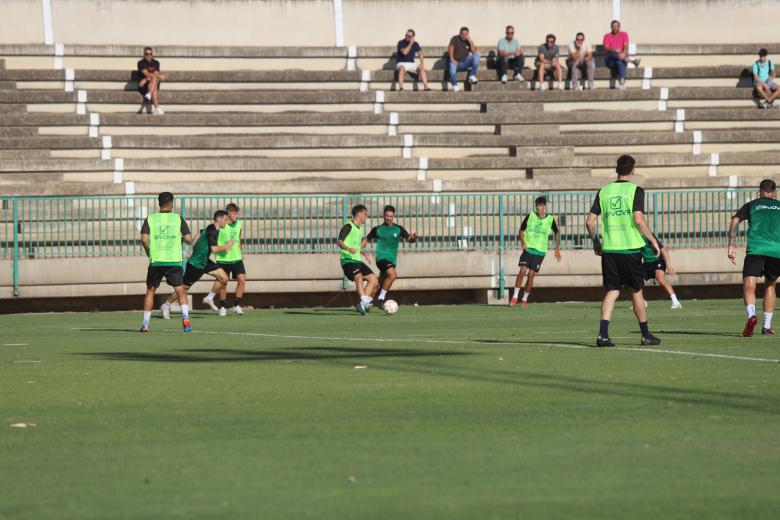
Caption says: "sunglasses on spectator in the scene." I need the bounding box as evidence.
[546,39,555,43]
[144,52,153,55]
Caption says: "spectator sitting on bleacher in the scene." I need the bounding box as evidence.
[496,25,525,84]
[448,27,480,92]
[753,48,779,109]
[603,20,630,90]
[536,34,563,91]
[396,29,431,91]
[568,32,595,91]
[137,47,168,115]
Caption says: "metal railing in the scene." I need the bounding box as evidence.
[0,190,754,296]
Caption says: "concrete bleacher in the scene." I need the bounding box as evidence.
[0,43,778,196]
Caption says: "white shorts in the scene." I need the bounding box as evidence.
[396,61,420,73]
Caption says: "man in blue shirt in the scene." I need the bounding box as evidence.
[396,29,431,91]
[753,48,778,109]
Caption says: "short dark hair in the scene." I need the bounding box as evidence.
[407,29,415,36]
[144,46,153,53]
[535,196,547,206]
[213,210,228,220]
[506,25,514,31]
[546,33,556,42]
[576,32,585,39]
[352,204,367,217]
[226,203,239,212]
[158,192,173,206]
[759,179,776,193]
[611,19,620,26]
[759,48,769,57]
[460,26,469,33]
[616,155,636,176]
[383,205,396,214]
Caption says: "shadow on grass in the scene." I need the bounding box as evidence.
[654,330,743,338]
[367,360,780,415]
[77,345,473,363]
[283,309,360,316]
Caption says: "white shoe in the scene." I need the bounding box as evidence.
[144,93,152,101]
[468,75,478,85]
[218,307,227,317]
[671,301,682,310]
[232,305,244,315]
[617,82,626,90]
[153,106,165,115]
[539,83,547,91]
[557,82,565,90]
[576,84,584,91]
[202,297,219,312]
[500,74,508,84]
[515,74,525,82]
[160,303,171,320]
[589,83,595,90]
[451,85,461,92]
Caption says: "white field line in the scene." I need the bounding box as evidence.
[70,327,779,365]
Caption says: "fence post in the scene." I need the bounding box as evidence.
[652,192,659,236]
[498,195,505,298]
[180,196,188,269]
[341,195,349,290]
[12,199,20,297]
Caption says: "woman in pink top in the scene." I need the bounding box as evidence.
[603,20,629,89]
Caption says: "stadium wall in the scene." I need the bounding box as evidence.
[0,0,775,46]
[0,247,745,308]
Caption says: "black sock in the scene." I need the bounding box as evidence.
[234,297,241,307]
[640,321,650,336]
[599,320,610,338]
[216,298,224,309]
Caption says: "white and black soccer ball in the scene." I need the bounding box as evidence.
[383,300,399,315]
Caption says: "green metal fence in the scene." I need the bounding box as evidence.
[0,190,754,296]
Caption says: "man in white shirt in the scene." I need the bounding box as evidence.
[568,32,595,90]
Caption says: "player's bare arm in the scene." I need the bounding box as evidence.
[210,239,234,253]
[727,215,742,264]
[554,230,562,262]
[585,212,602,255]
[633,211,659,255]
[141,233,150,256]
[660,247,675,275]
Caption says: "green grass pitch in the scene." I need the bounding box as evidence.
[1,299,779,519]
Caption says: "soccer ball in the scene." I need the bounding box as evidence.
[383,300,399,315]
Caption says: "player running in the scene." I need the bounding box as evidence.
[728,179,780,336]
[640,234,682,309]
[139,192,192,333]
[586,155,661,347]
[509,196,561,307]
[161,210,233,319]
[204,203,246,315]
[362,205,417,309]
[337,204,379,315]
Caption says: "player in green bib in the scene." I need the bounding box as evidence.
[204,203,247,315]
[363,205,417,309]
[509,196,561,307]
[337,204,379,315]
[139,192,192,333]
[586,155,661,347]
[639,234,682,309]
[728,179,780,336]
[161,210,234,319]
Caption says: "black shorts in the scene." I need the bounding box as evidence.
[519,250,545,273]
[183,261,221,286]
[601,252,644,291]
[218,260,246,279]
[743,254,780,281]
[342,262,374,281]
[146,265,183,289]
[376,259,397,273]
[643,257,667,281]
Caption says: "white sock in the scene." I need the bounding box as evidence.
[765,312,773,329]
[670,294,679,304]
[746,304,756,318]
[143,311,152,323]
[162,301,170,308]
[378,289,387,300]
[361,295,373,305]
[512,287,520,298]
[144,93,152,101]
[180,304,189,320]
[522,291,530,302]
[205,292,215,301]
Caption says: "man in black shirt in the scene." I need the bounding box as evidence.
[137,47,168,115]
